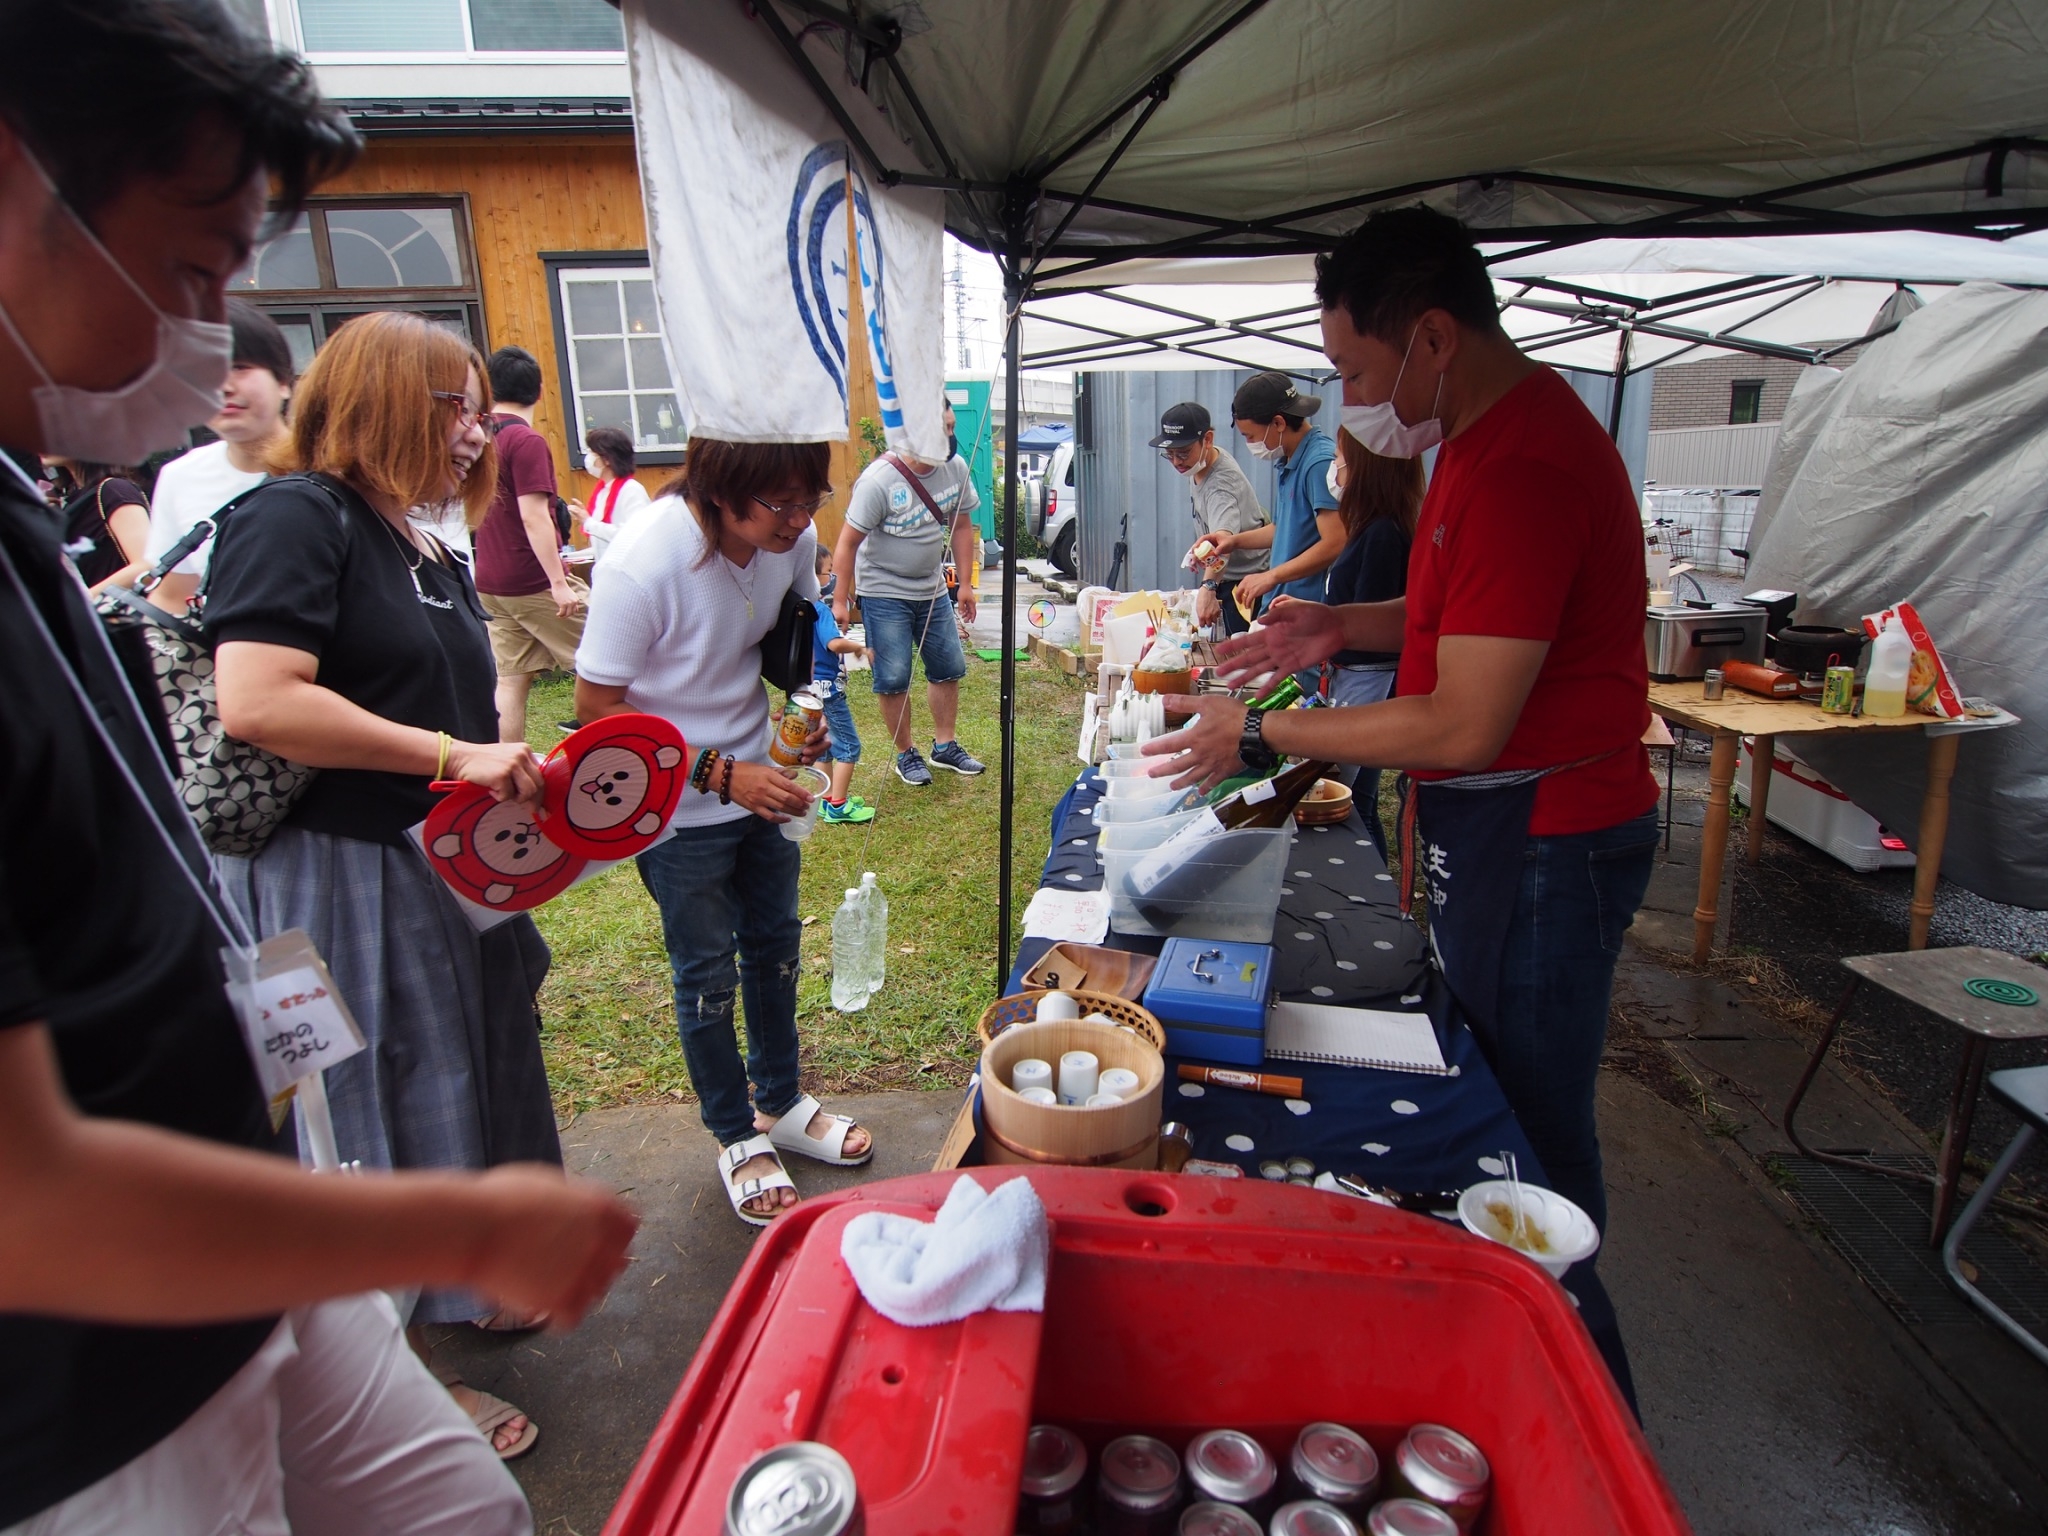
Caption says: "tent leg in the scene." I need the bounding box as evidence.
[1606,323,1632,442]
[996,267,1024,994]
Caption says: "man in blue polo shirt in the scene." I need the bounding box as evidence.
[1222,372,1345,617]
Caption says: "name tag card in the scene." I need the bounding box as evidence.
[221,928,367,1100]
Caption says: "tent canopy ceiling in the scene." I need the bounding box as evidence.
[696,0,2048,278]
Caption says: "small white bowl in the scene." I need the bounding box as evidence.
[1457,1181,1600,1278]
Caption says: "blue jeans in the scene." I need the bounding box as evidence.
[819,686,861,764]
[861,592,967,695]
[1329,664,1397,861]
[1475,809,1659,1236]
[635,816,804,1147]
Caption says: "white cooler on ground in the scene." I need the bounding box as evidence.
[1735,738,1916,873]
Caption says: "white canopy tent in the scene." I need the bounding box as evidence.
[626,0,2048,982]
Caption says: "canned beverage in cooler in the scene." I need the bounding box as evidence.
[1017,1424,1088,1535]
[1270,1499,1363,1536]
[1183,1429,1277,1520]
[1389,1425,1489,1531]
[1177,1500,1263,1536]
[1098,1434,1184,1536]
[1365,1498,1458,1536]
[1289,1422,1380,1509]
[724,1442,863,1536]
[769,691,823,767]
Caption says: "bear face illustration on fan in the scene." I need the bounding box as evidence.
[424,787,587,911]
[539,713,689,860]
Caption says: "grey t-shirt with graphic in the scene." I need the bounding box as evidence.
[1189,446,1269,580]
[846,453,980,601]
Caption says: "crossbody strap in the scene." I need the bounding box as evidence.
[883,453,953,529]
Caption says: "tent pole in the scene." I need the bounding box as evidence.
[996,257,1025,994]
[1606,323,1633,441]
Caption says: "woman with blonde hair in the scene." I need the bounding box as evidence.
[206,311,556,1457]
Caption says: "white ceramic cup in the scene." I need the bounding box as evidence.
[1035,991,1081,1023]
[1011,1058,1053,1095]
[1098,1067,1141,1100]
[1057,1050,1100,1105]
[776,765,831,843]
[1086,1092,1124,1108]
[1017,1086,1058,1106]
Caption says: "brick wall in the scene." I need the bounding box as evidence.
[1648,343,1867,430]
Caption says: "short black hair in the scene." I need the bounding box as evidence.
[1314,205,1503,343]
[227,298,293,383]
[0,0,359,222]
[584,424,635,476]
[486,345,543,408]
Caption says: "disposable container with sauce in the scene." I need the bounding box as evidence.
[1099,1434,1184,1535]
[1016,1424,1088,1536]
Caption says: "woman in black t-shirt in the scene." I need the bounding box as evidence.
[44,457,150,589]
[205,312,555,1457]
[1320,432,1423,859]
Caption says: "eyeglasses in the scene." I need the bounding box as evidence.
[752,493,833,518]
[431,391,494,433]
[1158,442,1204,463]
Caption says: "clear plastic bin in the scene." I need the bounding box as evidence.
[1094,756,1171,781]
[1097,807,1207,852]
[1103,825,1292,942]
[1093,785,1207,824]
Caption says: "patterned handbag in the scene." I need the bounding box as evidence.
[94,476,341,856]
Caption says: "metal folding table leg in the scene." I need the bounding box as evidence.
[1941,1123,2048,1369]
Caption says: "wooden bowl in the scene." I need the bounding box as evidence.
[1294,777,1354,826]
[977,989,1166,1052]
[1021,943,1158,1001]
[980,1017,1165,1169]
[1131,667,1194,695]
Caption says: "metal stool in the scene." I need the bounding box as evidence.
[1942,1064,2048,1368]
[1784,946,2048,1243]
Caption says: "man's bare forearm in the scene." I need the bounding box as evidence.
[519,494,568,586]
[1336,597,1406,654]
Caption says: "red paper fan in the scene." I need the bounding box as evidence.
[539,712,688,860]
[425,783,586,911]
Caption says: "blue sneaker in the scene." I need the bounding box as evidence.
[819,797,875,824]
[895,748,933,787]
[930,740,986,776]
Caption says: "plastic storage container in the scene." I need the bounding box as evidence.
[1094,785,1207,825]
[1142,937,1275,1067]
[601,1170,1688,1536]
[1103,826,1292,942]
[1098,807,1209,853]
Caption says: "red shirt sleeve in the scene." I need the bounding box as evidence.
[1434,456,1588,644]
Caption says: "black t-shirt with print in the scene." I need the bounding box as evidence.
[0,467,278,1525]
[204,473,499,846]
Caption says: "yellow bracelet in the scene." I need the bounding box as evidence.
[436,731,453,780]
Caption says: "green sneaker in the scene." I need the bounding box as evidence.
[819,797,876,824]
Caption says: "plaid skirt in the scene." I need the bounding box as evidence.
[217,825,560,1324]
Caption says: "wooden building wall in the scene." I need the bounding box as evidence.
[323,133,877,546]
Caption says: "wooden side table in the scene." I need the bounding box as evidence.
[1645,683,2015,961]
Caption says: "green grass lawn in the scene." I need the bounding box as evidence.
[522,659,1087,1118]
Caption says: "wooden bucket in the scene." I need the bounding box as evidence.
[979,1018,1164,1171]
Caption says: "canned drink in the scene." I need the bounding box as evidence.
[1271,1500,1363,1536]
[1178,1501,1262,1536]
[1701,667,1725,701]
[1365,1498,1458,1536]
[1018,1424,1088,1536]
[1821,664,1856,714]
[1184,1429,1276,1516]
[1290,1423,1380,1508]
[1389,1425,1489,1531]
[725,1442,862,1536]
[1099,1434,1183,1536]
[770,690,823,767]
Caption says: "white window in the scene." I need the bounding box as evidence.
[553,266,686,460]
[293,0,623,53]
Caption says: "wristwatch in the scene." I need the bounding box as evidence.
[1237,707,1280,774]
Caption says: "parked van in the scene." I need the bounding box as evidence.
[1037,439,1080,574]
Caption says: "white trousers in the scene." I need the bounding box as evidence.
[5,1293,530,1536]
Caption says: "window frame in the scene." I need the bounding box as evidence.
[541,250,687,470]
[285,0,625,59]
[1728,379,1765,426]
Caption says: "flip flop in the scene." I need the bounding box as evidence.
[473,1306,550,1334]
[763,1093,873,1168]
[435,1371,539,1461]
[720,1134,798,1227]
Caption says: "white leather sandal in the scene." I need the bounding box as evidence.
[763,1093,873,1167]
[719,1134,797,1227]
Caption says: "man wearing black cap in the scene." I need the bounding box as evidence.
[1151,401,1267,635]
[1218,371,1344,617]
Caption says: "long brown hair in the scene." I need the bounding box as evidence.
[678,438,831,564]
[272,311,498,527]
[1335,430,1424,542]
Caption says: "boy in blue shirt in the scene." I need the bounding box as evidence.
[813,548,876,823]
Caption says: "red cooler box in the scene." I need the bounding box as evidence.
[603,1169,1689,1535]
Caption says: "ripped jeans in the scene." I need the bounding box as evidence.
[635,814,804,1147]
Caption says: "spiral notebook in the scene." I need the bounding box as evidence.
[1265,1000,1450,1075]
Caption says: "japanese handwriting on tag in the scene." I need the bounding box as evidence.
[221,928,367,1100]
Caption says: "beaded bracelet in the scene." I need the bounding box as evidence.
[690,747,721,792]
[717,755,736,806]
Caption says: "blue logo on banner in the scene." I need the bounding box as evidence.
[787,141,903,436]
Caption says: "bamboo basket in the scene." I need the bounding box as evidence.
[979,1018,1165,1170]
[977,989,1166,1051]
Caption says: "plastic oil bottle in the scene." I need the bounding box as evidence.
[830,889,869,1012]
[1863,612,1913,719]
[859,871,887,994]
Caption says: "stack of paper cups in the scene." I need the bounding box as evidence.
[1012,1058,1053,1095]
[1098,1067,1141,1100]
[1018,1086,1058,1106]
[1057,1050,1100,1106]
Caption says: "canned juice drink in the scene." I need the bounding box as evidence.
[1290,1423,1380,1508]
[1017,1424,1088,1536]
[1366,1498,1458,1536]
[1271,1500,1363,1536]
[770,691,823,767]
[1389,1425,1489,1531]
[1098,1434,1183,1536]
[725,1441,862,1536]
[1821,664,1856,714]
[1183,1429,1276,1519]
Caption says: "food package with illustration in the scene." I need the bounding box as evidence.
[1859,600,1965,719]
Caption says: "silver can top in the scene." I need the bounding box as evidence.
[1394,1425,1490,1509]
[1291,1423,1380,1505]
[1178,1500,1265,1536]
[1271,1499,1362,1536]
[725,1442,861,1536]
[1185,1428,1277,1506]
[1100,1434,1183,1513]
[1366,1498,1460,1536]
[1019,1424,1086,1500]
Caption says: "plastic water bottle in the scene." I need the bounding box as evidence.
[860,871,887,994]
[831,888,869,1012]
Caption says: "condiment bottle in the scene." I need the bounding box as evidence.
[1388,1425,1489,1531]
[1017,1424,1088,1536]
[1864,611,1912,718]
[1099,1434,1183,1535]
[1288,1423,1380,1509]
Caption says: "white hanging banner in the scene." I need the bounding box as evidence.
[623,0,946,459]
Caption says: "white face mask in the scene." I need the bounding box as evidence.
[1326,461,1343,501]
[0,148,232,464]
[1338,327,1443,458]
[1244,423,1284,462]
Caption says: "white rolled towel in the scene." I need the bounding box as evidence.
[839,1174,1049,1329]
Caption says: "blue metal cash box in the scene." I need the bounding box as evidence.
[1141,938,1274,1066]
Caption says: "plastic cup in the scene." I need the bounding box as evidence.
[777,765,830,842]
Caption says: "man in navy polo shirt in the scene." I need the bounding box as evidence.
[1223,372,1345,619]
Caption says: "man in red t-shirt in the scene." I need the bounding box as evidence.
[1151,209,1657,1393]
[474,345,583,740]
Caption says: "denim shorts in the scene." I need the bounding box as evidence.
[818,687,861,764]
[859,592,967,695]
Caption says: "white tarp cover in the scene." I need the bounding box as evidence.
[1746,282,2048,909]
[622,0,946,455]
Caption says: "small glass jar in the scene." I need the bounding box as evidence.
[1017,1424,1087,1536]
[1099,1434,1184,1536]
